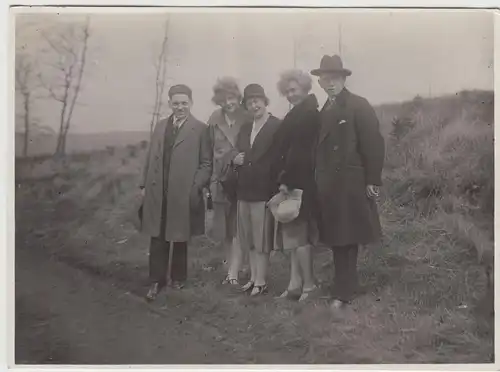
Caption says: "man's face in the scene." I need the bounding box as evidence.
[222,94,240,114]
[318,72,346,98]
[245,97,267,119]
[169,94,192,119]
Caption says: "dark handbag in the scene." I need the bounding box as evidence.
[219,163,238,203]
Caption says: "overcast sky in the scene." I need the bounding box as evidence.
[14,9,493,134]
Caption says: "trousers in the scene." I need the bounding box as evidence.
[149,196,188,285]
[332,244,359,302]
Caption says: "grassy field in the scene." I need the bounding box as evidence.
[15,90,494,363]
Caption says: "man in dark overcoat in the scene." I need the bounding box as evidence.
[139,84,212,302]
[311,55,385,310]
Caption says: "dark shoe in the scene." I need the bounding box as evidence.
[146,282,162,302]
[171,281,185,290]
[329,299,350,311]
[275,287,302,300]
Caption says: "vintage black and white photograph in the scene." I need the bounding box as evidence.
[12,6,494,365]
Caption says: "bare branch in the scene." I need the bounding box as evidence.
[150,17,170,134]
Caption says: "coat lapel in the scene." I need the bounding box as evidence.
[248,115,277,162]
[317,90,349,146]
[173,114,196,149]
[215,110,244,148]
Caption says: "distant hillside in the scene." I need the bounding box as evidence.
[15,131,150,157]
[15,89,493,157]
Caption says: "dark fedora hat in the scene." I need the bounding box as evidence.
[242,83,269,105]
[311,55,352,77]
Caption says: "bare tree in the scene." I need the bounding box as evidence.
[15,53,37,157]
[149,18,170,136]
[39,17,91,156]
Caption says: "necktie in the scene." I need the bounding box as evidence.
[325,98,336,111]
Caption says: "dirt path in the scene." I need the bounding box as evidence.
[15,247,246,364]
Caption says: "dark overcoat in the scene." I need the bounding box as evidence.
[139,114,212,242]
[315,89,385,247]
[273,94,321,219]
[235,114,282,202]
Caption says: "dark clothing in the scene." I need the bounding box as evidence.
[332,244,359,302]
[149,198,188,285]
[162,122,180,196]
[315,89,385,246]
[149,240,188,284]
[235,115,281,202]
[273,94,321,219]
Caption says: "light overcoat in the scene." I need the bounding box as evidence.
[139,114,212,242]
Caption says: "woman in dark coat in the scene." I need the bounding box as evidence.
[272,69,321,301]
[233,83,281,296]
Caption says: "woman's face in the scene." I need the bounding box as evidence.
[246,97,267,119]
[222,94,240,114]
[284,80,308,106]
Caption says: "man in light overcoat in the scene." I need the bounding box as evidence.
[139,84,212,302]
[311,55,385,310]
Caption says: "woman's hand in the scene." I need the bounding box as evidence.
[366,185,379,198]
[279,184,290,195]
[233,152,245,166]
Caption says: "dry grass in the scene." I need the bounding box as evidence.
[15,90,494,363]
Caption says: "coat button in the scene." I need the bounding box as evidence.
[336,167,340,172]
[333,145,339,151]
[152,180,156,185]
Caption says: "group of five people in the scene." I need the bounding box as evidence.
[139,54,385,310]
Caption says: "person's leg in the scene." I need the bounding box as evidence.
[289,249,303,288]
[227,236,243,281]
[332,244,359,305]
[254,251,269,287]
[237,200,254,290]
[277,249,302,298]
[297,244,315,290]
[149,237,168,287]
[170,241,188,287]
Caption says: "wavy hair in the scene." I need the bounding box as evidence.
[277,69,313,96]
[211,77,242,106]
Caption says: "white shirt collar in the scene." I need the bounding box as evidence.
[224,113,236,127]
[173,115,187,128]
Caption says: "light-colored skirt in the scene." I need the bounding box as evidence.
[237,200,274,253]
[274,216,319,251]
[211,201,237,242]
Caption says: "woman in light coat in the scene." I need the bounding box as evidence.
[207,77,249,285]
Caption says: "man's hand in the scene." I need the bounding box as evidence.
[366,185,379,198]
[233,152,245,166]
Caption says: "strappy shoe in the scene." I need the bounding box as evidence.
[250,284,268,296]
[241,281,255,292]
[298,285,320,302]
[275,287,302,300]
[221,275,239,286]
